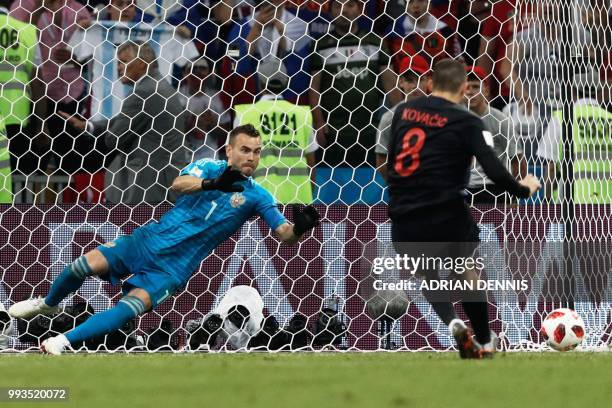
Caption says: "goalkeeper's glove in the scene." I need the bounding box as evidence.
[201,167,247,192]
[292,205,320,236]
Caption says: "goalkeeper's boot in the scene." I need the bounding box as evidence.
[40,334,70,355]
[450,318,482,359]
[478,330,498,359]
[9,297,60,319]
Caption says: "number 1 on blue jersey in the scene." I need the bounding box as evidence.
[205,200,218,221]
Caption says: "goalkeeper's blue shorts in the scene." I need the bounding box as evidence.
[96,231,184,309]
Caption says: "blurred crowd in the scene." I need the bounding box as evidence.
[0,0,610,205]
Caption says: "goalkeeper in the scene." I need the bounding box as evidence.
[9,124,320,355]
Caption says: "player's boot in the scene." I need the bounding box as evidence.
[40,334,70,355]
[449,318,482,359]
[8,297,60,319]
[479,330,498,359]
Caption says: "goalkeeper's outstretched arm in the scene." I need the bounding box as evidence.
[171,175,205,194]
[172,167,247,194]
[275,223,301,245]
[274,205,321,245]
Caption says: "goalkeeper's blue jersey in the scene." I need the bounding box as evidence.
[135,159,287,283]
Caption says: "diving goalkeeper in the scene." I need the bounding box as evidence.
[9,124,320,355]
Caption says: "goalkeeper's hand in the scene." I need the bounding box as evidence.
[292,205,320,236]
[201,167,247,192]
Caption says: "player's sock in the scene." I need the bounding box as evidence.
[462,301,491,345]
[45,256,93,307]
[422,289,458,325]
[65,296,146,345]
[428,301,458,326]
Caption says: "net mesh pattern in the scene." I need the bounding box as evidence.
[0,0,610,352]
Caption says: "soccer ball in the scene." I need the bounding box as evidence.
[540,308,586,351]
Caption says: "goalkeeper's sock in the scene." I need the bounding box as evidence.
[65,296,146,345]
[462,301,491,345]
[45,257,92,307]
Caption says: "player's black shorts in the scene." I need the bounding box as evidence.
[391,199,480,243]
[391,199,480,269]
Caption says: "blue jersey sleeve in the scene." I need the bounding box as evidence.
[254,185,287,231]
[180,159,226,179]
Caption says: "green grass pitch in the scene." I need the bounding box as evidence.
[0,352,610,408]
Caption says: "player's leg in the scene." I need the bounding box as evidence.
[42,265,183,354]
[435,205,495,358]
[444,267,486,359]
[64,289,150,346]
[392,205,489,358]
[46,250,109,307]
[41,288,152,355]
[9,249,109,319]
[420,273,459,325]
[415,259,486,358]
[392,225,459,326]
[456,220,493,347]
[457,266,493,356]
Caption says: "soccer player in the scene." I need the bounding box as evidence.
[9,124,320,355]
[387,59,541,358]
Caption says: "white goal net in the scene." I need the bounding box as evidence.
[0,0,610,352]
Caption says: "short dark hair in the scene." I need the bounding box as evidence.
[432,59,467,93]
[228,124,261,144]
